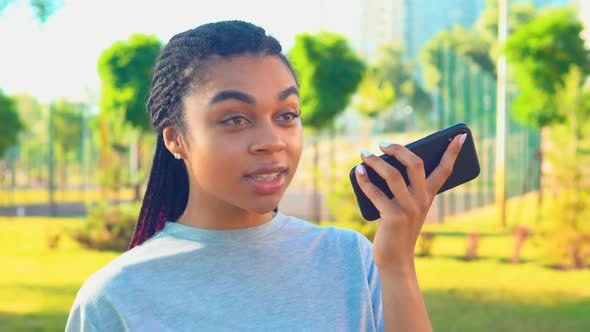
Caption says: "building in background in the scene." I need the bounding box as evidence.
[360,0,405,61]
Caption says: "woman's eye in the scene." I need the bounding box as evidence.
[278,111,301,122]
[222,116,249,126]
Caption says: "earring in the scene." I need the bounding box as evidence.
[173,152,181,160]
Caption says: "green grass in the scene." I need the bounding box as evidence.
[0,188,135,205]
[0,217,118,331]
[1,203,590,331]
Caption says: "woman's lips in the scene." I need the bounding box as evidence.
[244,171,286,194]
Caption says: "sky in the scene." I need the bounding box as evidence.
[0,0,362,102]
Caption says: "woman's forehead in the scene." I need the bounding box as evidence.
[197,55,296,93]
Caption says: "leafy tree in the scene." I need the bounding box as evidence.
[504,7,590,232]
[373,42,433,121]
[505,7,589,128]
[354,69,396,119]
[538,67,590,269]
[0,90,23,161]
[51,99,84,192]
[421,26,495,89]
[98,34,162,201]
[476,0,537,41]
[13,94,46,183]
[289,31,364,221]
[421,1,537,89]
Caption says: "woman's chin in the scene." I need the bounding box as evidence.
[246,200,281,215]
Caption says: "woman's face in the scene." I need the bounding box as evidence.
[180,55,302,214]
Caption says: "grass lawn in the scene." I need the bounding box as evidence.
[2,198,589,331]
[0,188,135,206]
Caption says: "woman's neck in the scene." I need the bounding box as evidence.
[176,186,275,230]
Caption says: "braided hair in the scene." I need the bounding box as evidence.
[128,20,297,249]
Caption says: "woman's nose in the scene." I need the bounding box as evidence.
[249,122,286,154]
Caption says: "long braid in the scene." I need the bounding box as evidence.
[128,20,296,249]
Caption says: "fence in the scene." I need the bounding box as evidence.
[432,48,540,221]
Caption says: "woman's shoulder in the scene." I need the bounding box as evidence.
[72,233,173,303]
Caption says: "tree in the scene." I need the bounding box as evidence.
[476,0,537,41]
[505,7,589,128]
[421,1,537,89]
[13,94,46,184]
[539,67,590,269]
[373,42,433,122]
[505,7,590,222]
[98,34,162,201]
[289,31,364,221]
[0,90,23,161]
[421,26,496,89]
[354,69,396,119]
[51,99,84,195]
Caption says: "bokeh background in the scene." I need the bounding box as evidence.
[1,0,589,331]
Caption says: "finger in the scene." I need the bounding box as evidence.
[360,149,414,211]
[426,133,466,195]
[354,163,400,215]
[378,142,427,200]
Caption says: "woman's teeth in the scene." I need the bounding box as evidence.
[251,173,280,181]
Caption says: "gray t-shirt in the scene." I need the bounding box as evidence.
[65,212,384,331]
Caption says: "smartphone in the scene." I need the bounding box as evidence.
[349,123,480,221]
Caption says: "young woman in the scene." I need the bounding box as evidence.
[66,20,464,331]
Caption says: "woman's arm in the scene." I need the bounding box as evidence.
[355,134,465,331]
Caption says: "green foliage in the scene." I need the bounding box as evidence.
[51,99,84,158]
[354,69,396,118]
[372,42,433,118]
[325,156,365,224]
[505,7,589,128]
[421,26,495,89]
[537,68,590,269]
[98,34,162,133]
[289,31,364,130]
[476,0,537,41]
[70,201,141,251]
[322,154,378,241]
[0,90,24,159]
[12,94,49,180]
[421,1,537,89]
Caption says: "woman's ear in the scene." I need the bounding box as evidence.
[162,126,186,159]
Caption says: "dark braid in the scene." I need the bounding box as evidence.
[129,21,297,249]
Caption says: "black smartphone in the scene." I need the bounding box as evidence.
[349,123,480,221]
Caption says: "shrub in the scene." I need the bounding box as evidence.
[70,201,140,251]
[537,121,590,269]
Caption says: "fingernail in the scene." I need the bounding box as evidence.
[378,141,391,148]
[459,134,467,147]
[356,164,366,176]
[361,149,373,157]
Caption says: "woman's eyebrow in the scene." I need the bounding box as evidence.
[208,86,299,106]
[209,90,255,106]
[277,86,299,101]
